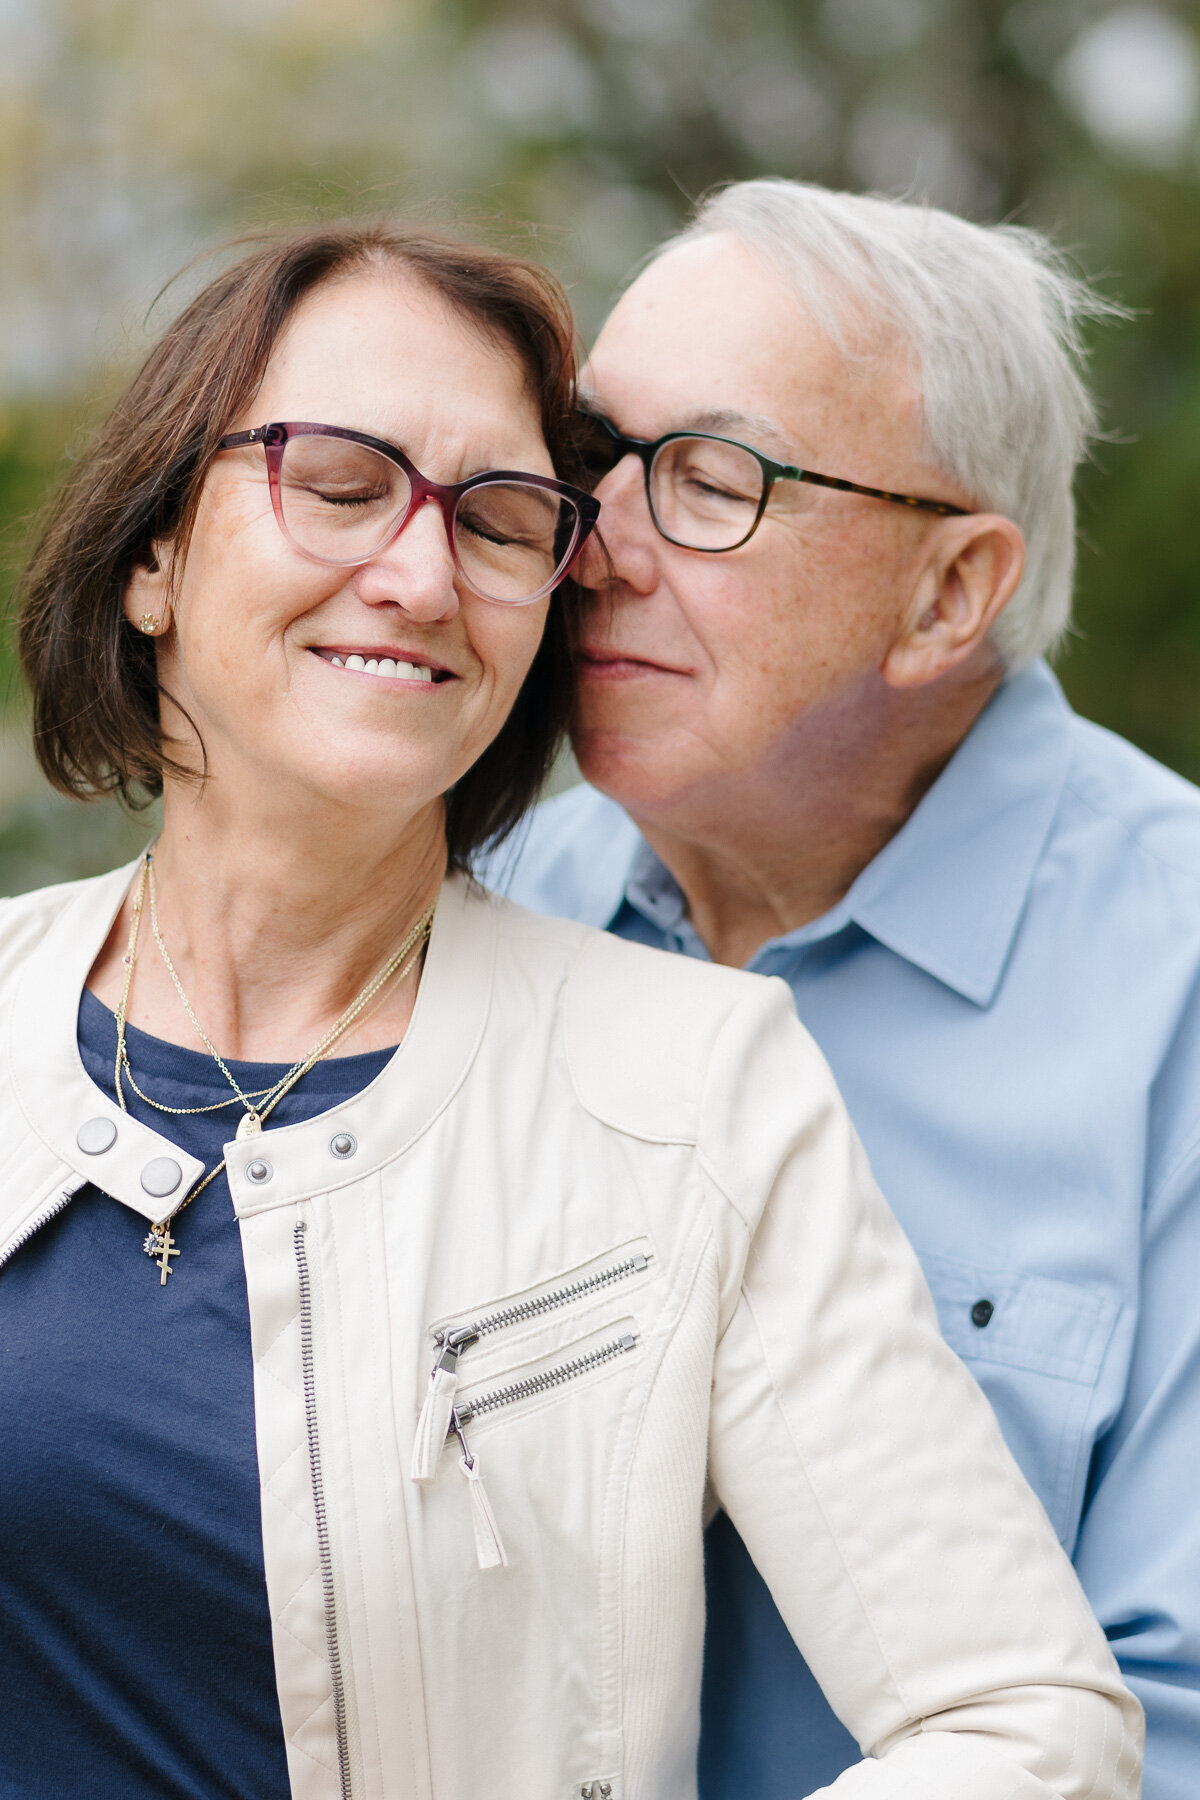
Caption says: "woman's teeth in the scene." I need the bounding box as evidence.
[329,654,436,683]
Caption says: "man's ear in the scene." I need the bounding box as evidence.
[121,543,173,636]
[883,514,1025,690]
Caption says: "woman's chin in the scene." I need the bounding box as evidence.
[305,759,450,822]
[184,741,453,829]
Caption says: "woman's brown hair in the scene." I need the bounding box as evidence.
[15,224,582,868]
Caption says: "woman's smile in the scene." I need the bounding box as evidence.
[309,646,455,686]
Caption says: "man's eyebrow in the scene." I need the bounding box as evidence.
[681,409,795,458]
[580,397,800,465]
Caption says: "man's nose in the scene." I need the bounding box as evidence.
[577,455,659,597]
[353,498,461,621]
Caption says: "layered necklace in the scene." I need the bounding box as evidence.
[113,849,436,1283]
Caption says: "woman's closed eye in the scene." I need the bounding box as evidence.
[457,493,556,553]
[300,479,392,509]
[456,507,525,548]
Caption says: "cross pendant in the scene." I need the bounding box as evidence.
[144,1223,180,1284]
[156,1225,179,1284]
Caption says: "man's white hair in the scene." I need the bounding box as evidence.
[661,180,1123,669]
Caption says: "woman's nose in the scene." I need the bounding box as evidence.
[576,457,659,598]
[353,498,461,620]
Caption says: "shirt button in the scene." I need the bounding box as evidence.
[971,1298,995,1328]
[246,1160,273,1185]
[329,1132,357,1160]
[140,1157,182,1198]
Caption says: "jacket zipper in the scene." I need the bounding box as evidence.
[448,1331,638,1572]
[411,1250,650,1482]
[445,1250,650,1348]
[294,1220,353,1800]
[452,1331,638,1428]
[0,1178,85,1275]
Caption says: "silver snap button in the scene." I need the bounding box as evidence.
[246,1160,273,1184]
[140,1156,182,1198]
[329,1132,357,1160]
[76,1116,117,1156]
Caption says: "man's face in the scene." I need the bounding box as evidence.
[574,232,966,823]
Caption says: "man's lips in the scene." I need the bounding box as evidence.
[576,646,687,679]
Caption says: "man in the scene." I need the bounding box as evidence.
[486,181,1200,1797]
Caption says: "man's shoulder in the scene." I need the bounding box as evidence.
[478,784,642,926]
[1061,711,1200,893]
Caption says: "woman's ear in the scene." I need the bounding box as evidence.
[121,544,173,638]
[884,514,1025,690]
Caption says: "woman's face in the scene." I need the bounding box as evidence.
[126,269,555,822]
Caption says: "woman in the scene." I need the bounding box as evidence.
[0,225,1139,1800]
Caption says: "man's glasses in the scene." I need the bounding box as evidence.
[576,412,967,553]
[217,422,601,605]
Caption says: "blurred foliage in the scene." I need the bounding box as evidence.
[0,777,155,897]
[2,0,1200,887]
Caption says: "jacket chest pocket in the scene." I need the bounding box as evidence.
[410,1238,655,1570]
[919,1250,1120,1548]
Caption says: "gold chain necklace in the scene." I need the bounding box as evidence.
[112,850,435,1283]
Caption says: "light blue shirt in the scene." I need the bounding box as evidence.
[483,661,1200,1800]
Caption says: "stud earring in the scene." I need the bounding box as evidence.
[139,614,162,636]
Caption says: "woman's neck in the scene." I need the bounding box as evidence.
[88,782,449,1061]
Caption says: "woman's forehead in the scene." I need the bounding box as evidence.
[248,270,550,468]
[262,269,518,395]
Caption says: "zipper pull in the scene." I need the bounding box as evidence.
[453,1414,508,1571]
[411,1327,478,1481]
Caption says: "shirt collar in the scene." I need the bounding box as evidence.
[621,660,1075,1007]
[627,837,690,933]
[843,661,1074,1004]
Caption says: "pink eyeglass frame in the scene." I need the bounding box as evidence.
[218,420,601,604]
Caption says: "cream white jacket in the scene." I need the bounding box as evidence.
[0,866,1141,1800]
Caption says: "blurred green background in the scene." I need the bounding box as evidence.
[3,0,1199,892]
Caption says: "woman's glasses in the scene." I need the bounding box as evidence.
[218,422,600,605]
[576,412,967,553]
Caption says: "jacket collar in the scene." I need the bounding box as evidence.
[6,865,495,1226]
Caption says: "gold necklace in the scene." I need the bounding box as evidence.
[114,863,276,1119]
[112,851,435,1282]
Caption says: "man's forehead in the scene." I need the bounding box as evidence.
[583,235,916,468]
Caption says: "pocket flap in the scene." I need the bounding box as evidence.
[918,1250,1119,1385]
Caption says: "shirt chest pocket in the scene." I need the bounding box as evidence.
[410,1238,656,1570]
[918,1250,1120,1549]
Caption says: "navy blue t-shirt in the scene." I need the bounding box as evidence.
[0,991,393,1800]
